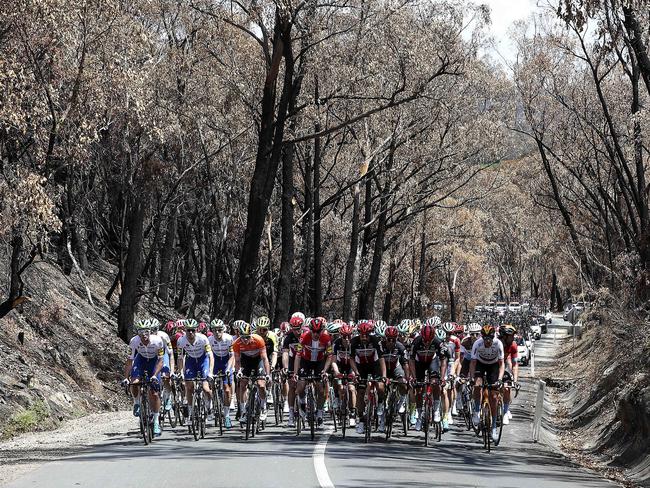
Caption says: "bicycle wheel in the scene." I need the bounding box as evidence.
[294,396,302,437]
[273,382,281,425]
[364,398,374,444]
[340,390,347,439]
[385,391,395,440]
[422,399,431,447]
[139,390,150,445]
[481,404,491,452]
[216,386,224,435]
[246,387,257,440]
[494,397,504,447]
[191,392,200,441]
[307,385,316,441]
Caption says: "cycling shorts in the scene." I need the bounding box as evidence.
[460,358,471,377]
[356,362,381,388]
[213,354,233,385]
[131,355,161,381]
[474,361,499,385]
[387,363,406,380]
[297,359,325,379]
[414,357,441,382]
[241,356,266,378]
[184,354,210,380]
[161,351,171,376]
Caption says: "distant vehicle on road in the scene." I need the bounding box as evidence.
[474,304,485,312]
[530,323,541,340]
[508,302,522,313]
[495,302,507,314]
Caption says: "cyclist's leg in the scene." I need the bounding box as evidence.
[502,369,513,419]
[161,351,172,410]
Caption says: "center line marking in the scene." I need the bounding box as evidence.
[313,426,335,488]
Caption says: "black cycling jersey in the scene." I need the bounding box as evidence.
[380,340,408,370]
[350,335,384,365]
[332,337,353,367]
[409,336,449,363]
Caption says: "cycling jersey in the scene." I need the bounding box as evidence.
[470,338,504,364]
[232,334,266,358]
[172,331,184,353]
[444,335,461,361]
[350,336,383,365]
[177,333,212,359]
[281,331,302,358]
[209,333,234,359]
[259,331,278,358]
[460,336,477,361]
[502,339,519,363]
[332,338,353,368]
[296,331,333,362]
[128,335,165,360]
[380,341,408,370]
[409,336,449,363]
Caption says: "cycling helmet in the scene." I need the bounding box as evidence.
[280,321,290,333]
[255,315,271,330]
[290,312,305,328]
[310,317,326,333]
[397,321,410,335]
[236,320,252,336]
[408,322,419,336]
[413,318,423,329]
[175,319,186,330]
[149,319,160,332]
[135,318,156,332]
[340,324,353,337]
[441,322,455,333]
[424,317,439,328]
[435,328,446,341]
[385,326,399,340]
[327,321,342,334]
[501,324,516,336]
[374,320,387,337]
[468,322,481,333]
[165,321,175,333]
[454,323,465,334]
[357,320,374,335]
[420,324,435,342]
[210,319,226,331]
[481,324,496,338]
[197,321,207,333]
[185,319,199,330]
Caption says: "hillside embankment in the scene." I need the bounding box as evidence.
[542,304,650,487]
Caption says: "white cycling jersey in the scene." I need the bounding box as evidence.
[153,330,173,355]
[128,335,165,360]
[470,338,504,365]
[177,333,212,359]
[209,333,234,358]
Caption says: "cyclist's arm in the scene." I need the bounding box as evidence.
[379,357,387,378]
[270,351,278,369]
[408,359,416,381]
[227,348,235,370]
[207,348,215,377]
[260,348,271,376]
[153,352,164,377]
[323,354,334,373]
[282,349,290,370]
[468,359,477,379]
[234,351,241,371]
[124,358,133,380]
[512,360,519,383]
[177,349,185,378]
[169,351,175,375]
[440,356,448,379]
[497,358,504,383]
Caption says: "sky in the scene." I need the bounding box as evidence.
[480,0,542,62]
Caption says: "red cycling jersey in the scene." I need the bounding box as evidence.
[503,340,518,362]
[296,331,333,362]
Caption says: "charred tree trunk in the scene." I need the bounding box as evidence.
[358,189,387,318]
[158,208,177,301]
[118,197,147,342]
[312,115,323,316]
[343,183,361,321]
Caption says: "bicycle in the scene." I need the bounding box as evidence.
[242,374,266,440]
[326,379,338,433]
[361,375,381,443]
[189,376,208,441]
[271,370,285,426]
[456,376,474,431]
[296,375,321,441]
[129,372,158,445]
[335,373,355,439]
[211,371,228,436]
[170,374,186,427]
[476,375,503,452]
[414,371,442,446]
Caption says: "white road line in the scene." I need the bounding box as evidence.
[313,426,335,488]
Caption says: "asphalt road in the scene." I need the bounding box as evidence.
[6,317,617,488]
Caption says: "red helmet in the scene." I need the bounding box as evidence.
[357,320,374,335]
[340,324,353,337]
[310,316,326,333]
[290,312,305,328]
[385,326,399,339]
[421,324,435,342]
[280,321,290,333]
[454,323,464,334]
[165,321,175,333]
[198,322,207,333]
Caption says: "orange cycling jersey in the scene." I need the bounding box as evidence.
[232,334,266,358]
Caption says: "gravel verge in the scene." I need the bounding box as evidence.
[0,410,133,486]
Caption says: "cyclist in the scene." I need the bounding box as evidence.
[151,320,175,413]
[499,324,519,425]
[208,319,234,428]
[380,326,410,423]
[469,324,505,442]
[324,322,356,427]
[441,322,461,429]
[350,320,387,435]
[171,319,186,363]
[294,317,333,427]
[254,316,279,418]
[283,313,306,427]
[408,324,449,431]
[124,319,165,436]
[233,320,271,424]
[177,319,214,422]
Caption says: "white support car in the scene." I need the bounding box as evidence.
[516,336,531,366]
[509,302,522,313]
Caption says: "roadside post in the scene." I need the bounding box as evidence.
[532,380,545,443]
